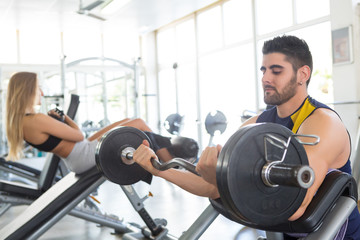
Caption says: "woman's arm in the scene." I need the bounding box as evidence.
[63,114,81,131]
[35,113,84,142]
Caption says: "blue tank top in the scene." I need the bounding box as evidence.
[257,96,360,239]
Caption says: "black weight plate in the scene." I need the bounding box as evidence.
[205,110,227,136]
[95,126,153,185]
[217,123,308,227]
[216,124,253,224]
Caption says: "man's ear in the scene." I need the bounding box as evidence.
[298,65,311,84]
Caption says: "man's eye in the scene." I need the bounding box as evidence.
[272,71,281,75]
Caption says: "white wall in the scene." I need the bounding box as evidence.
[330,0,360,157]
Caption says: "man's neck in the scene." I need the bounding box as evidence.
[276,94,308,118]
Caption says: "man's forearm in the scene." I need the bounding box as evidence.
[157,168,220,198]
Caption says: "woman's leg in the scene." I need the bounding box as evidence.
[87,118,152,141]
[121,118,152,132]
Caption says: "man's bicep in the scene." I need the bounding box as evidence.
[292,110,349,218]
[239,115,259,128]
[300,110,349,169]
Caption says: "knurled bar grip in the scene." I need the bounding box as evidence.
[123,147,200,176]
[150,158,200,176]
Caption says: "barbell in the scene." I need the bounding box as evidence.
[95,123,316,226]
[95,127,154,185]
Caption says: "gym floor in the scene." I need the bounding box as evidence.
[0,157,265,240]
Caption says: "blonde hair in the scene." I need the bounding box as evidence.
[6,72,38,160]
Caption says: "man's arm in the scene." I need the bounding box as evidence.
[196,115,259,185]
[157,169,220,198]
[288,108,350,220]
[134,115,260,199]
[239,115,258,128]
[133,140,219,198]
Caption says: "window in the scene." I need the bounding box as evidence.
[86,85,105,124]
[295,0,330,23]
[103,31,140,63]
[106,77,128,122]
[0,28,17,63]
[158,68,176,121]
[155,0,332,149]
[157,18,197,136]
[197,6,222,53]
[199,43,255,144]
[256,0,293,35]
[63,28,102,63]
[176,19,196,63]
[20,27,61,64]
[42,75,62,97]
[290,22,333,104]
[223,0,253,45]
[157,28,175,67]
[176,64,198,139]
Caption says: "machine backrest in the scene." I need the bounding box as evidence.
[1,167,104,240]
[210,171,358,233]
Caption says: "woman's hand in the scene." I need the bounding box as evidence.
[133,140,161,176]
[196,144,222,186]
[47,108,65,122]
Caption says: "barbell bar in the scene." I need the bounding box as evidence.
[121,146,199,176]
[117,138,314,189]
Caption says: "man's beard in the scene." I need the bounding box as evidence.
[263,75,298,106]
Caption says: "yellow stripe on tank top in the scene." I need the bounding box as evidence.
[290,98,316,133]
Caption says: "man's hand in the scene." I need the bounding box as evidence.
[196,144,222,186]
[133,140,161,176]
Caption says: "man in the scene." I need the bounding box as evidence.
[133,35,360,239]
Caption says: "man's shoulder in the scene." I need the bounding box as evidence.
[312,107,340,120]
[240,115,259,128]
[303,107,345,132]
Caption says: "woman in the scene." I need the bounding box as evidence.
[5,71,176,174]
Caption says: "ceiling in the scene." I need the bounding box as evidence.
[0,0,219,34]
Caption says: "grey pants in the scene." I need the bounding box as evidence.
[63,139,98,174]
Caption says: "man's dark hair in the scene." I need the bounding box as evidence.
[262,35,313,85]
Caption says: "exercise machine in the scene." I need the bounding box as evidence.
[96,124,357,239]
[0,164,213,240]
[0,167,136,240]
[1,123,357,239]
